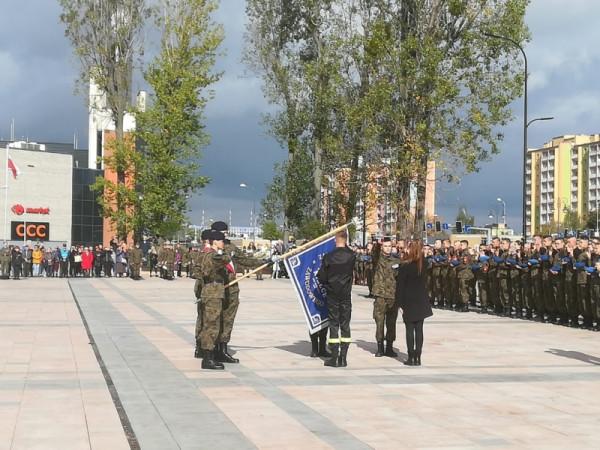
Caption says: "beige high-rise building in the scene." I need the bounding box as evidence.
[525,134,600,236]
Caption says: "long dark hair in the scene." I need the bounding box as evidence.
[403,239,424,274]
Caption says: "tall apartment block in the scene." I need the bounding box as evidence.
[525,134,600,236]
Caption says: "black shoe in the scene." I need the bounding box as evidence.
[384,341,397,357]
[415,353,422,366]
[324,345,340,367]
[375,341,384,357]
[310,333,319,357]
[201,351,224,370]
[317,330,332,357]
[194,347,203,359]
[403,351,415,366]
[339,343,349,367]
[220,343,239,363]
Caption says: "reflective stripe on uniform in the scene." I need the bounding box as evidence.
[340,337,352,343]
[328,338,341,344]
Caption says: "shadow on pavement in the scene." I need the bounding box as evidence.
[546,348,600,365]
[276,340,312,357]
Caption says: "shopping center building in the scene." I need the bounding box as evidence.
[1,140,103,246]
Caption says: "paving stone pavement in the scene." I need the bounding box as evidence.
[2,275,600,449]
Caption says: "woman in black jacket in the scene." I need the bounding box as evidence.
[395,240,433,366]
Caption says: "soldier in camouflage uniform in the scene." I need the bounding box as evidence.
[589,250,600,331]
[456,253,475,312]
[371,237,400,357]
[160,242,175,280]
[540,236,555,322]
[575,237,592,328]
[129,243,143,280]
[564,236,578,326]
[198,230,232,370]
[0,244,11,279]
[211,221,263,364]
[496,239,512,316]
[550,238,568,324]
[475,253,491,313]
[193,230,212,358]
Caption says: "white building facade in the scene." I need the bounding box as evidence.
[1,146,73,245]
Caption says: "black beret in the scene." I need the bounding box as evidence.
[200,229,211,241]
[210,230,225,241]
[211,221,228,232]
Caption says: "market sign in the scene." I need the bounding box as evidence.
[11,221,50,241]
[11,204,50,215]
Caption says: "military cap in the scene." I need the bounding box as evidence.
[211,221,228,232]
[383,237,392,242]
[200,229,211,241]
[210,230,225,241]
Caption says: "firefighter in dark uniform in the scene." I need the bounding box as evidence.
[317,230,356,367]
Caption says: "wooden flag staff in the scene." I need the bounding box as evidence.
[224,222,353,288]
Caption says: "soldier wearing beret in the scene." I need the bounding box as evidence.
[210,221,263,364]
[193,229,212,358]
[198,230,232,370]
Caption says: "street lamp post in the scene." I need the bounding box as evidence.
[240,183,256,243]
[483,32,555,242]
[497,197,506,226]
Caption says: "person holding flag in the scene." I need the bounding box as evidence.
[317,230,356,367]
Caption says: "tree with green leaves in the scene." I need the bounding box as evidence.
[60,0,151,239]
[261,221,282,241]
[135,0,223,239]
[247,0,530,238]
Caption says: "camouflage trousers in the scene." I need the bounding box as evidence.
[552,277,567,316]
[199,296,223,351]
[498,278,511,308]
[564,278,578,321]
[591,284,600,322]
[130,263,141,279]
[219,290,239,344]
[0,261,10,277]
[457,278,474,306]
[373,296,398,342]
[577,284,591,324]
[194,301,203,347]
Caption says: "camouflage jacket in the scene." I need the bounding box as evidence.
[371,254,399,299]
[199,250,231,299]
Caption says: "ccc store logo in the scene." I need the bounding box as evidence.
[14,224,48,239]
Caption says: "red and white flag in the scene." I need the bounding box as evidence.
[7,158,20,179]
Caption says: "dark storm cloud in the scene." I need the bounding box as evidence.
[1,1,599,230]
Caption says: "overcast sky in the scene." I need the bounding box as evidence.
[1,0,599,230]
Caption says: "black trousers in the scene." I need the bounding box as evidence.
[328,296,351,344]
[59,261,68,278]
[405,320,424,355]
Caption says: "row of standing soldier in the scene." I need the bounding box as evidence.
[428,236,600,330]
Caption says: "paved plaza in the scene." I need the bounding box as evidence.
[1,276,600,449]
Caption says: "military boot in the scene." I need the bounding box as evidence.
[194,346,204,359]
[339,343,349,367]
[201,350,224,370]
[375,341,384,357]
[384,340,397,357]
[324,344,340,367]
[415,351,422,366]
[216,343,239,364]
[309,333,319,357]
[317,329,332,358]
[403,351,415,366]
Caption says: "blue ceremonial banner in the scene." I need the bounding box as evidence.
[284,236,336,334]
